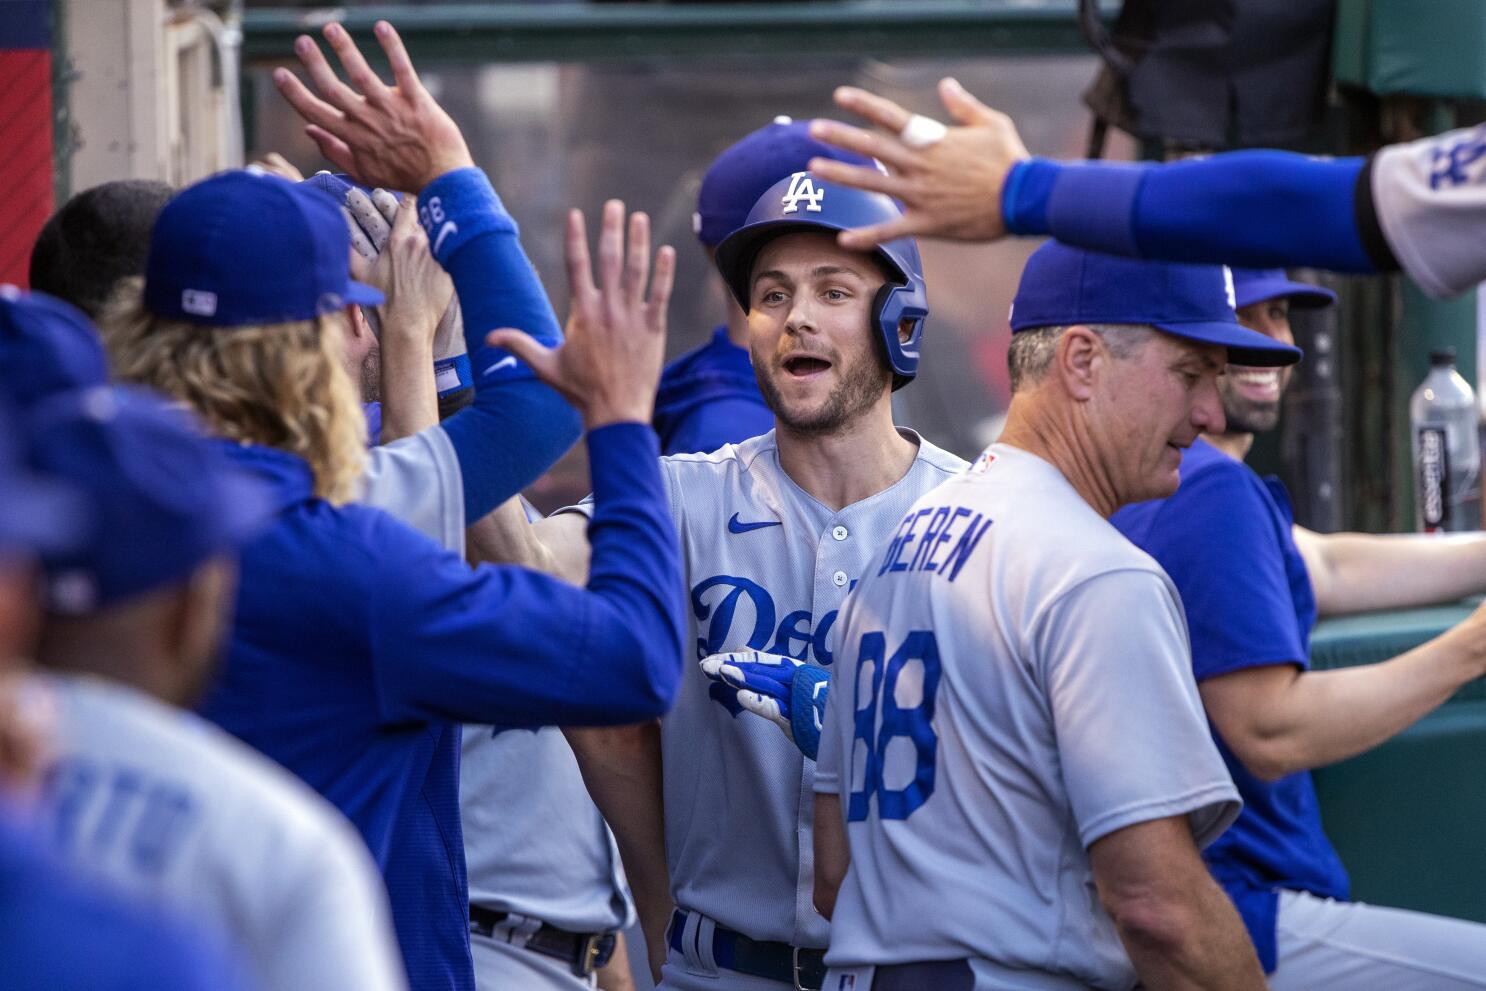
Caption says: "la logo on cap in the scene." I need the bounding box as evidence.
[780,171,825,214]
[181,289,218,317]
[1223,266,1236,309]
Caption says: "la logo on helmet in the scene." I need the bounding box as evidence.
[780,171,825,214]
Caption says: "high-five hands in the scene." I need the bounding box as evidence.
[274,20,473,193]
[700,651,831,760]
[487,202,675,431]
[806,78,1031,250]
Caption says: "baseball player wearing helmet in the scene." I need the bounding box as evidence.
[806,81,1486,300]
[477,171,965,991]
[813,243,1291,990]
[16,382,407,991]
[1110,269,1486,989]
[654,117,873,457]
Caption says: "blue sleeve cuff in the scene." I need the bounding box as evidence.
[1002,158,1057,235]
[1045,161,1147,257]
[418,167,517,262]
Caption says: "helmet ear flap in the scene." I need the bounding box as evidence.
[874,281,927,390]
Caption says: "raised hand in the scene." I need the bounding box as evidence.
[806,77,1031,250]
[699,650,831,760]
[487,202,676,431]
[273,20,473,193]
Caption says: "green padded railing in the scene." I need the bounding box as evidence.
[1309,601,1486,923]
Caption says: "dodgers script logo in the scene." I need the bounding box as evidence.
[692,575,839,715]
[780,171,825,214]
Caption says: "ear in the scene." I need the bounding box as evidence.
[160,558,237,706]
[345,304,373,342]
[1054,325,1102,401]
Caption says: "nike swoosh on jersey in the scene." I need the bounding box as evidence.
[483,355,519,376]
[727,513,781,534]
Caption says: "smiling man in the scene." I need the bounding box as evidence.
[1110,269,1486,989]
[481,172,966,990]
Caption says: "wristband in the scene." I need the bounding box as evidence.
[433,353,472,397]
[418,167,518,263]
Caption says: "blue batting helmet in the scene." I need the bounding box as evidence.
[713,172,928,389]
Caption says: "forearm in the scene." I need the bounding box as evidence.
[1116,878,1265,991]
[1300,528,1486,615]
[465,499,568,578]
[1214,629,1486,777]
[419,167,582,519]
[566,723,672,982]
[1004,152,1381,273]
[811,793,848,920]
[596,932,635,991]
[378,329,438,444]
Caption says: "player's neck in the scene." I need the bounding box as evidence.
[998,397,1121,518]
[774,401,917,512]
[36,608,195,707]
[1202,430,1253,461]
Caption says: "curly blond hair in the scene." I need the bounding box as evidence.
[99,278,366,504]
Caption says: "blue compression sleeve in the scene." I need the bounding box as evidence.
[372,422,684,726]
[1003,152,1377,273]
[418,167,582,522]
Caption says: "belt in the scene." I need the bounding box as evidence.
[871,959,974,991]
[469,904,616,978]
[669,910,827,991]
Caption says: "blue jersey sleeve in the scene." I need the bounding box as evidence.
[1004,152,1381,273]
[417,167,582,522]
[1132,464,1309,682]
[368,422,683,726]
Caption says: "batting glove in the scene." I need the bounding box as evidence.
[700,651,831,760]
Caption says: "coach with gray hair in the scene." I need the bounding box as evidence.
[805,242,1301,990]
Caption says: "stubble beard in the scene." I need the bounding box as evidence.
[1217,380,1281,436]
[754,345,889,437]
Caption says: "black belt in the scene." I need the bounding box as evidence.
[469,904,616,978]
[668,910,827,990]
[871,959,974,991]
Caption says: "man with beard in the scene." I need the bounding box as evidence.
[483,171,966,989]
[1109,269,1486,989]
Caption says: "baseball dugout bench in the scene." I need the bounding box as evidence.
[1309,600,1486,923]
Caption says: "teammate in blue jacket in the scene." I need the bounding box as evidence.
[804,79,1486,300]
[95,22,686,991]
[654,118,871,456]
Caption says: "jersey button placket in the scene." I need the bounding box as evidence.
[832,570,848,587]
[831,525,848,541]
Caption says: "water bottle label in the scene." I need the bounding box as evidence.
[1417,425,1451,532]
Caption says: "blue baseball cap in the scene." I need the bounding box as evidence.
[144,170,384,327]
[1230,267,1337,310]
[0,286,108,411]
[0,400,85,559]
[695,116,875,247]
[1010,242,1302,367]
[26,386,273,613]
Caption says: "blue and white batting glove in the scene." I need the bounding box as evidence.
[699,651,831,760]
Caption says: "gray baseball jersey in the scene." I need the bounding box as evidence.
[1372,124,1486,299]
[815,444,1240,990]
[38,673,407,991]
[460,724,633,934]
[568,427,964,957]
[361,425,464,552]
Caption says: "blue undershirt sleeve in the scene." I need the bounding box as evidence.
[1133,466,1309,682]
[1003,152,1377,273]
[369,422,684,726]
[417,167,582,522]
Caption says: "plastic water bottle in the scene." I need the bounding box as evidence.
[1411,348,1481,533]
